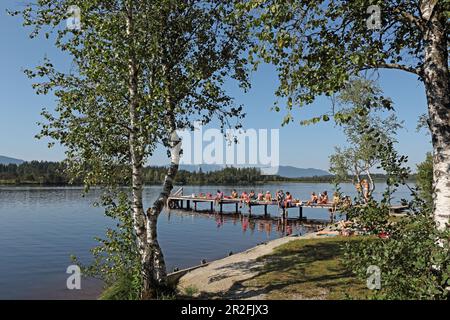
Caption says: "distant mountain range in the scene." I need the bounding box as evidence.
[0,155,24,165]
[276,166,330,178]
[179,164,330,178]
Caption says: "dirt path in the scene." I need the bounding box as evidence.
[177,232,321,299]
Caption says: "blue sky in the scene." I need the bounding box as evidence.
[0,1,431,171]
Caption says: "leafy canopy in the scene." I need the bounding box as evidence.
[237,0,447,124]
[12,0,249,187]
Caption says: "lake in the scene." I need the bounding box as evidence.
[0,183,411,299]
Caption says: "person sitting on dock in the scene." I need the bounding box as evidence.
[240,191,251,208]
[265,191,272,202]
[306,192,318,205]
[231,189,238,199]
[257,191,264,201]
[285,191,293,208]
[318,191,329,204]
[249,190,256,200]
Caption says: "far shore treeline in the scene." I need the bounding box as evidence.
[0,161,416,186]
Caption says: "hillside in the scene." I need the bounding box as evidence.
[0,156,24,165]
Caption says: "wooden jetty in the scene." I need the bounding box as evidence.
[167,188,409,220]
[168,194,332,219]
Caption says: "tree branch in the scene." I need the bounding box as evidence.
[391,6,425,32]
[362,62,422,77]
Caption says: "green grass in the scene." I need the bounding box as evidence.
[99,273,141,300]
[183,285,199,297]
[242,237,373,300]
[99,273,178,300]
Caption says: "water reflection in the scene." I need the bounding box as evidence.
[166,209,324,238]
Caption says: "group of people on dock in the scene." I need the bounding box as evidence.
[213,189,311,209]
[305,191,330,205]
[192,188,353,219]
[305,191,352,209]
[196,189,351,209]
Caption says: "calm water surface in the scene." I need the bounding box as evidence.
[0,183,410,299]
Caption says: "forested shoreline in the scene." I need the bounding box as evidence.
[0,161,416,186]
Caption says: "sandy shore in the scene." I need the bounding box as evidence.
[177,231,323,299]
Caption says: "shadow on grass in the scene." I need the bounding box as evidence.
[196,237,370,300]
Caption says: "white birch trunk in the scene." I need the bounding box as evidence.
[142,129,182,298]
[125,9,157,298]
[421,0,450,230]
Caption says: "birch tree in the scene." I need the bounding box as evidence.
[240,0,449,229]
[14,0,248,298]
[329,78,403,202]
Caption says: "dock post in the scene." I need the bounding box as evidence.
[180,200,184,209]
[194,201,197,211]
[264,204,267,216]
[235,203,238,214]
[220,203,223,213]
[249,204,252,216]
[299,206,303,220]
[187,200,190,210]
[210,202,213,212]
